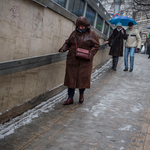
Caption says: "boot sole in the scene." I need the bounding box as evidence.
[63,102,73,105]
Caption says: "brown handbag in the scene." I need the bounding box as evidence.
[75,36,91,60]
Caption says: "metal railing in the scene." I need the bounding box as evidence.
[0,45,108,77]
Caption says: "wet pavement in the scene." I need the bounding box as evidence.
[0,53,150,150]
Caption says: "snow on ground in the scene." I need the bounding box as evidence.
[0,59,112,139]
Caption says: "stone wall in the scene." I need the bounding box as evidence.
[0,0,110,117]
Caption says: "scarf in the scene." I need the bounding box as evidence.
[117,28,122,32]
[76,27,89,33]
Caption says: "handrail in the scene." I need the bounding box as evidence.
[0,52,68,77]
[0,45,108,77]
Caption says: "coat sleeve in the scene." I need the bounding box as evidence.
[122,29,127,40]
[58,31,75,52]
[91,31,100,57]
[107,29,115,42]
[136,29,141,49]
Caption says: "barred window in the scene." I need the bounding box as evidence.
[52,0,66,7]
[85,5,96,26]
[96,15,103,32]
[104,22,109,36]
[68,0,85,17]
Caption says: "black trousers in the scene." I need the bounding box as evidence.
[113,56,118,58]
[112,56,119,69]
[68,88,85,99]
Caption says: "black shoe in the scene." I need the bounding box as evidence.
[129,69,133,72]
[123,68,128,71]
[148,56,150,59]
[113,68,116,71]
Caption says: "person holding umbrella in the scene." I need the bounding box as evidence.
[124,22,141,72]
[104,22,127,71]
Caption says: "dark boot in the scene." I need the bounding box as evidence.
[79,94,84,103]
[63,98,73,105]
[111,58,115,69]
[113,57,119,71]
[123,68,128,71]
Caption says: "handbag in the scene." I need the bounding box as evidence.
[108,32,121,47]
[108,40,114,47]
[75,36,91,60]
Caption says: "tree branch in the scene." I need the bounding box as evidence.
[133,0,150,6]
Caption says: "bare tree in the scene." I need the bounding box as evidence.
[131,0,150,19]
[100,0,150,19]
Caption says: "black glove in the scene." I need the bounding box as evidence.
[136,48,140,53]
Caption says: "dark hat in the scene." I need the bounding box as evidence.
[128,22,133,26]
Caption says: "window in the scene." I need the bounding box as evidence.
[96,15,103,32]
[85,5,96,26]
[68,0,85,17]
[109,27,113,36]
[104,22,109,36]
[52,0,66,7]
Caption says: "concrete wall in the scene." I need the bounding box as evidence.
[0,0,110,116]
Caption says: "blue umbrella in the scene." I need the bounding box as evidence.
[146,25,150,29]
[109,16,137,26]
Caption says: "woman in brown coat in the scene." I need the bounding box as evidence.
[59,16,100,105]
[104,22,127,71]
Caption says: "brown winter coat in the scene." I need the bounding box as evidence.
[59,17,100,89]
[108,28,127,57]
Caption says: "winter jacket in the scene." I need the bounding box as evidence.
[125,28,141,49]
[59,17,100,89]
[108,28,127,57]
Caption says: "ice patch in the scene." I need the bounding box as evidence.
[131,103,143,113]
[80,108,90,112]
[118,125,132,131]
[119,140,125,143]
[120,147,125,150]
[0,89,67,139]
[91,59,111,82]
[106,136,114,139]
[0,59,112,139]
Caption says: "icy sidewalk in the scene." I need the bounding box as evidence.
[0,54,150,150]
[0,59,111,140]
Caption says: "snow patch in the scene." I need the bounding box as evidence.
[106,136,114,139]
[131,103,143,113]
[91,59,111,82]
[0,59,112,139]
[119,140,125,143]
[118,125,132,131]
[0,89,67,139]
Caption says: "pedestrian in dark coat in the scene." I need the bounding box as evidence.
[104,22,127,71]
[59,16,100,105]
